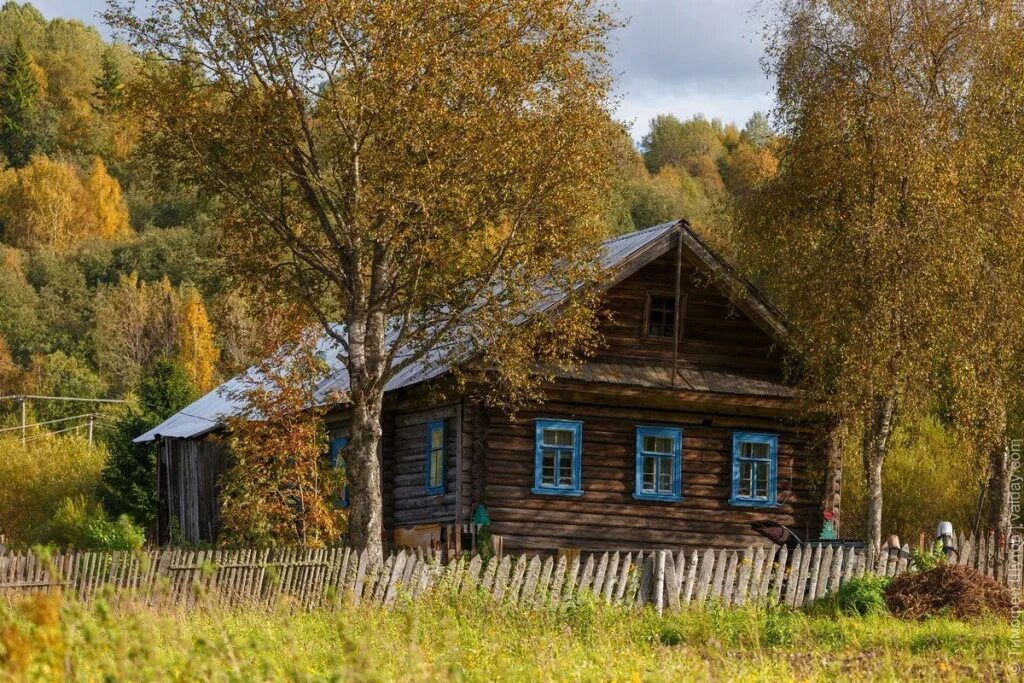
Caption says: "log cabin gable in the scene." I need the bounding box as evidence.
[595,250,784,372]
[563,226,793,400]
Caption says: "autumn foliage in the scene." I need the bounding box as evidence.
[219,329,343,547]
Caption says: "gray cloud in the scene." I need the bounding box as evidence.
[609,0,776,135]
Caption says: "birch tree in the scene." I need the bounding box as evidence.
[740,0,1007,550]
[107,0,618,561]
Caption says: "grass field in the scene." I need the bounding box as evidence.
[0,589,1016,681]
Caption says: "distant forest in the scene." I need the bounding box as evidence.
[0,1,776,419]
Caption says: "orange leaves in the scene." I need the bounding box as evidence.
[220,328,340,548]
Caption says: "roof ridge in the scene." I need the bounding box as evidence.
[601,220,679,246]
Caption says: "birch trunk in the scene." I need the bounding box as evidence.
[987,440,1012,539]
[344,308,387,565]
[861,395,895,553]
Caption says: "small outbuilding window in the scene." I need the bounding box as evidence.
[328,436,349,508]
[730,432,778,507]
[425,420,445,494]
[634,426,682,502]
[532,419,583,496]
[645,293,678,339]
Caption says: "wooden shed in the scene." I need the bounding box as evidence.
[138,220,841,551]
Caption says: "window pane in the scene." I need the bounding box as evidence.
[658,457,673,492]
[541,448,556,485]
[647,295,676,337]
[641,456,656,492]
[643,435,674,454]
[431,427,444,449]
[429,450,444,488]
[557,453,573,487]
[741,441,770,459]
[543,428,574,447]
[738,461,753,497]
[754,461,769,498]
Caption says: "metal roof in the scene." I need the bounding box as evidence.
[135,221,682,443]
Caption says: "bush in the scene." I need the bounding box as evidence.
[815,575,892,617]
[841,415,982,541]
[0,435,107,548]
[47,496,144,551]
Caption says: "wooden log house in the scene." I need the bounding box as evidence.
[137,221,839,551]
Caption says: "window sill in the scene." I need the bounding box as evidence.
[729,498,778,509]
[633,492,682,503]
[531,487,583,497]
[424,487,445,496]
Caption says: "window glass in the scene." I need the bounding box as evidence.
[533,420,582,495]
[731,433,778,506]
[646,294,677,338]
[635,426,682,500]
[426,422,445,492]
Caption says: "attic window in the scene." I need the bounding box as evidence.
[645,293,678,339]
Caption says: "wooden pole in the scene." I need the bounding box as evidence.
[672,226,683,389]
[88,414,94,447]
[20,397,26,446]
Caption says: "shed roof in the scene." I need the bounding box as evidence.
[135,220,787,443]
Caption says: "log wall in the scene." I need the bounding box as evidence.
[480,393,823,552]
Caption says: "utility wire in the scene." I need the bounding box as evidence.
[0,413,98,433]
[0,395,128,404]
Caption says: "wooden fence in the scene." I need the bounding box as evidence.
[0,532,1019,613]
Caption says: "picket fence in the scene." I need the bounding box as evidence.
[0,532,1019,613]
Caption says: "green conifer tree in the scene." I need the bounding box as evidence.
[0,36,40,166]
[93,49,124,114]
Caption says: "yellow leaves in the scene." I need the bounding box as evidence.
[0,156,86,252]
[84,157,130,240]
[177,287,220,393]
[0,155,131,252]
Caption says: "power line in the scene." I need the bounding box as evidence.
[0,395,128,404]
[0,413,98,433]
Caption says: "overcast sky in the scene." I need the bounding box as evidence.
[33,0,775,138]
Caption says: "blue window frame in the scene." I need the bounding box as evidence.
[634,426,682,502]
[730,432,778,507]
[532,419,583,496]
[425,420,446,494]
[328,436,349,508]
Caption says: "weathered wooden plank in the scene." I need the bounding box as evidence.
[695,549,715,605]
[492,555,513,600]
[535,557,554,608]
[519,556,541,606]
[653,551,666,614]
[506,555,528,603]
[549,555,567,605]
[614,553,633,604]
[592,553,609,598]
[783,546,802,607]
[710,549,728,601]
[734,548,753,606]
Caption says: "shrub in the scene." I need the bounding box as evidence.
[47,496,144,551]
[0,434,107,548]
[816,575,892,617]
[841,415,981,541]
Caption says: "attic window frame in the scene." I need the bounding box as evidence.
[642,290,685,341]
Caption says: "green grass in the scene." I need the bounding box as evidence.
[0,589,1016,681]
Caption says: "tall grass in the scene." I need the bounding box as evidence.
[0,435,107,548]
[0,590,1014,681]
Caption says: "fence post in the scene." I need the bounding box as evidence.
[654,550,666,615]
